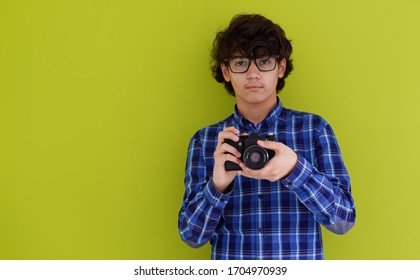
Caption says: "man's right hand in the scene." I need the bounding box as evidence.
[212,126,242,193]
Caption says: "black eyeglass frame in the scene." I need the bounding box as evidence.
[225,55,280,74]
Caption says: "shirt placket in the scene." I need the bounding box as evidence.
[256,178,265,259]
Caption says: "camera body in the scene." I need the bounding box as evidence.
[224,132,276,171]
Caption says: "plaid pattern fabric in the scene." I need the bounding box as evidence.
[178,98,356,259]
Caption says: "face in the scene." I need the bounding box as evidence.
[221,56,287,108]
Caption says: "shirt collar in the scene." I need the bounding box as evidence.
[233,97,283,131]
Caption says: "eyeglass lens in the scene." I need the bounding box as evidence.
[229,56,277,73]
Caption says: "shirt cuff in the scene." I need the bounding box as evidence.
[282,154,312,190]
[203,179,231,209]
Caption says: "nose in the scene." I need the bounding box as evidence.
[246,60,261,79]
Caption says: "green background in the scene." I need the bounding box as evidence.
[1,0,419,259]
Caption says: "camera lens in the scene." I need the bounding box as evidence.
[249,151,261,164]
[243,145,269,170]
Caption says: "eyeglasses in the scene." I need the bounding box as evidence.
[226,55,279,73]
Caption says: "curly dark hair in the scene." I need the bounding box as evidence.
[211,14,293,95]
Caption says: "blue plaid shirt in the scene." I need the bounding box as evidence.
[178,98,356,260]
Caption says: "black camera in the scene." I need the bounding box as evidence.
[224,132,276,171]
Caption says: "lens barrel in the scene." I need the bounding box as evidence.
[243,145,269,170]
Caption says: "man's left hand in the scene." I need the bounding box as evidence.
[238,140,298,182]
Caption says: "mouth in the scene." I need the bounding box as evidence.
[246,84,263,89]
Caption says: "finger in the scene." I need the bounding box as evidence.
[220,126,240,141]
[239,163,258,176]
[219,131,240,142]
[239,163,267,179]
[217,130,240,147]
[239,169,261,179]
[257,140,282,154]
[237,165,254,178]
[220,153,242,166]
[219,143,241,158]
[224,126,240,134]
[238,170,251,178]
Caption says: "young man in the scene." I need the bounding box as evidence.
[178,14,356,260]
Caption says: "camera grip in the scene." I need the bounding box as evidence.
[225,160,242,171]
[223,138,243,171]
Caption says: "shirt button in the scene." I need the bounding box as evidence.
[258,227,263,233]
[258,194,263,199]
[221,198,225,203]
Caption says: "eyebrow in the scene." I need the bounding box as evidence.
[230,55,273,59]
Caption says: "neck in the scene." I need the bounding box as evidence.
[236,95,277,126]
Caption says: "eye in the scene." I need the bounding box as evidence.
[258,56,273,65]
[232,58,248,67]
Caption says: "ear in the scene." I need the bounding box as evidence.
[220,64,231,82]
[278,58,287,78]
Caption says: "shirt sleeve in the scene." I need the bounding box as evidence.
[282,120,356,234]
[178,132,231,248]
